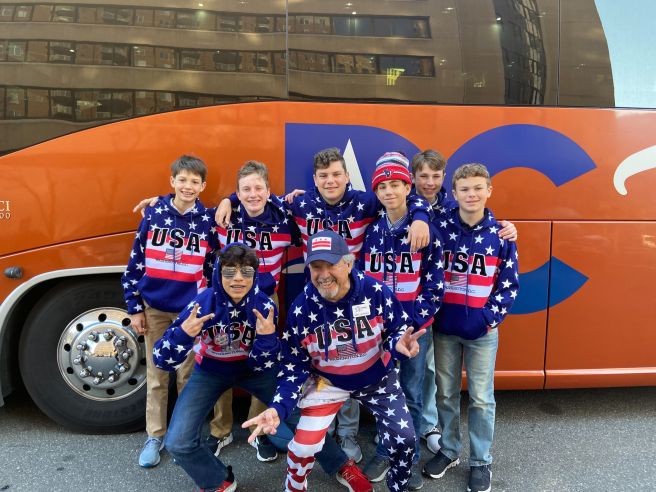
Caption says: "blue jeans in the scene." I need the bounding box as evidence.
[376,332,430,463]
[269,407,349,476]
[421,335,439,435]
[434,329,499,466]
[328,398,360,438]
[164,367,285,489]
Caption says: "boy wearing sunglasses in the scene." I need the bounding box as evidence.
[153,243,281,492]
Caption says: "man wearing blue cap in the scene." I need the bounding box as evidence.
[244,230,425,492]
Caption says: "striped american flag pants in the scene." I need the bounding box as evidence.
[286,368,415,491]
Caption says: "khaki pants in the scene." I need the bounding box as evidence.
[210,391,268,437]
[144,305,222,438]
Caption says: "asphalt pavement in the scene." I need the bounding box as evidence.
[0,386,654,491]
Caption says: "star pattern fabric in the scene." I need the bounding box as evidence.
[436,207,519,340]
[359,213,444,332]
[152,286,279,374]
[269,268,409,422]
[218,193,300,296]
[121,194,218,314]
[283,183,433,258]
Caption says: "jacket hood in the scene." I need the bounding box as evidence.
[306,183,357,216]
[237,193,287,227]
[210,244,260,335]
[447,206,496,234]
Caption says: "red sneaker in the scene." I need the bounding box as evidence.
[202,465,237,492]
[336,459,373,492]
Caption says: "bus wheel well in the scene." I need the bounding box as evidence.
[0,274,121,403]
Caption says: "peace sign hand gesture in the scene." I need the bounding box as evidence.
[394,326,426,358]
[253,308,276,335]
[181,303,214,337]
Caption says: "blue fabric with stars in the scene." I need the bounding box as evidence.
[284,183,433,250]
[410,185,458,218]
[436,207,520,340]
[122,194,219,315]
[152,255,279,375]
[269,268,410,420]
[358,212,445,332]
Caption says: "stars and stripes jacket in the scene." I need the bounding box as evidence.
[410,185,457,219]
[436,207,519,340]
[269,269,410,420]
[153,256,279,375]
[122,194,219,315]
[286,184,433,257]
[358,214,444,331]
[216,194,299,297]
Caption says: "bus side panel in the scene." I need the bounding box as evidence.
[494,221,550,390]
[0,233,134,303]
[545,222,656,388]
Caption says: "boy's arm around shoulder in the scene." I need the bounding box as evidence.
[413,227,445,330]
[482,240,520,329]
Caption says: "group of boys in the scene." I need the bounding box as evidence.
[123,147,519,492]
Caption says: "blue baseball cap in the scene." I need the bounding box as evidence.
[305,230,350,266]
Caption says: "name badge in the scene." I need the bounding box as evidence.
[352,303,370,317]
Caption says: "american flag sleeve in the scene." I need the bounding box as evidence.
[482,240,520,328]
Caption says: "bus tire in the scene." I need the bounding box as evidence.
[19,278,147,434]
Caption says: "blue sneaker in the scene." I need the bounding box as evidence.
[139,437,164,467]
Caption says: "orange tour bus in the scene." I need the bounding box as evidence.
[1,0,655,433]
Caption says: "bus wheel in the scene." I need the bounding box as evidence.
[19,279,147,433]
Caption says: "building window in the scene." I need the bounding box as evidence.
[133,46,155,67]
[134,9,153,27]
[7,41,26,62]
[49,41,75,63]
[154,10,175,28]
[52,5,76,23]
[15,6,33,20]
[0,6,15,21]
[27,88,49,117]
[214,50,238,71]
[27,41,49,63]
[6,87,26,118]
[156,92,175,112]
[32,5,54,22]
[217,14,238,32]
[50,89,74,119]
[135,91,155,115]
[156,47,176,69]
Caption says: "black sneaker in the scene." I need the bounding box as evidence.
[362,454,390,483]
[468,465,491,492]
[205,433,234,458]
[423,450,460,479]
[250,435,278,462]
